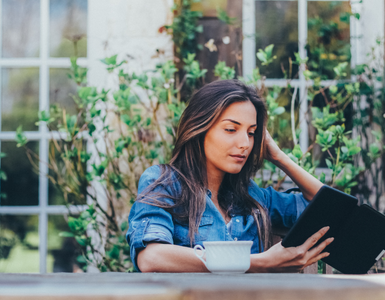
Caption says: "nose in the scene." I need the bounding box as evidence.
[237,131,250,150]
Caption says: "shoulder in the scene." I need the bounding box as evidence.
[138,165,180,196]
[139,164,178,183]
[139,165,162,183]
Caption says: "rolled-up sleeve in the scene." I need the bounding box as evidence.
[126,166,175,272]
[248,180,309,229]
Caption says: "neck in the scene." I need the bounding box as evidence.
[207,170,224,202]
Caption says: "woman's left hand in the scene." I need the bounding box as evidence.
[264,130,284,163]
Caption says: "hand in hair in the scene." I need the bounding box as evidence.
[263,130,285,163]
[248,226,333,273]
[263,129,323,200]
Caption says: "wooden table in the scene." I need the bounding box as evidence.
[1,273,385,300]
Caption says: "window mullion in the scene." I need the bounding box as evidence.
[39,0,50,274]
[350,0,362,82]
[242,0,256,78]
[0,0,2,205]
[0,204,88,215]
[298,0,308,153]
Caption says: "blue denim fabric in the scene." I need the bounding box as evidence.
[126,165,309,272]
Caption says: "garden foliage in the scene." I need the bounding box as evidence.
[14,1,385,272]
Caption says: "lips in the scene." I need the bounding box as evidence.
[230,154,246,162]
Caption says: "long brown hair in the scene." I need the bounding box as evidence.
[137,79,271,251]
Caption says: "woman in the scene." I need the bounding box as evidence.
[126,79,333,273]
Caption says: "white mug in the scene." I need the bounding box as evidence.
[193,241,253,274]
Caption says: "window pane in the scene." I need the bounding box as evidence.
[307,1,351,80]
[48,215,83,273]
[50,68,77,113]
[48,140,67,205]
[1,0,40,58]
[255,1,299,79]
[1,68,39,131]
[265,87,299,150]
[48,140,88,206]
[50,0,88,57]
[0,142,39,206]
[0,215,39,273]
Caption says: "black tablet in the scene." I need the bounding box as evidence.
[281,185,385,274]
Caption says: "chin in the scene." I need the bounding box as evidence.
[223,165,244,174]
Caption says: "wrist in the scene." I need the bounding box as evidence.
[248,253,271,273]
[269,150,288,166]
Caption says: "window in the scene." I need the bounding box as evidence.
[0,0,87,273]
[243,0,359,152]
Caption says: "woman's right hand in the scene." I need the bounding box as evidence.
[249,226,334,273]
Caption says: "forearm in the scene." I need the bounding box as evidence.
[137,243,208,273]
[248,252,294,273]
[273,152,323,201]
[247,252,270,273]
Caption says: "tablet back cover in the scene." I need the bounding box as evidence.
[323,204,385,274]
[281,186,385,274]
[282,185,358,249]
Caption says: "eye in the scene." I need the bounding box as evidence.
[225,129,236,133]
[248,132,255,136]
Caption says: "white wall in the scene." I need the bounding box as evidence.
[354,0,384,65]
[87,0,174,87]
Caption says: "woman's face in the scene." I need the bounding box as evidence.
[204,101,257,179]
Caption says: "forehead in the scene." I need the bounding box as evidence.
[219,101,257,123]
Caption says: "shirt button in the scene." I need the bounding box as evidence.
[236,219,240,223]
[234,238,238,241]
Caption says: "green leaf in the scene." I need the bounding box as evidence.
[59,232,75,238]
[325,159,333,169]
[329,85,338,94]
[256,51,267,63]
[0,170,7,181]
[348,181,358,188]
[195,25,203,33]
[78,87,93,100]
[107,245,121,260]
[319,172,326,183]
[292,145,303,160]
[120,221,128,232]
[370,144,379,152]
[348,146,361,156]
[101,54,118,66]
[76,255,87,264]
[303,70,313,80]
[75,236,88,247]
[15,126,28,147]
[272,107,285,116]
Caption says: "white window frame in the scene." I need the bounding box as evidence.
[0,0,89,273]
[243,0,361,153]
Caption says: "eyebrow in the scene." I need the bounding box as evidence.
[221,119,257,127]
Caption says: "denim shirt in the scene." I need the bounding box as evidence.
[126,165,309,272]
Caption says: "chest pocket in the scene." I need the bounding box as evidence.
[173,215,213,246]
